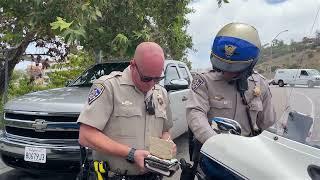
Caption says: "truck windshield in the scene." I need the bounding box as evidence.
[308,69,320,76]
[68,62,129,87]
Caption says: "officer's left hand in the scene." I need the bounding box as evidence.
[134,149,150,173]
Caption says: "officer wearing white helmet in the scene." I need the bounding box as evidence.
[183,23,276,179]
[187,22,276,143]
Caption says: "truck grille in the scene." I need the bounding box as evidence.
[5,113,78,122]
[4,112,79,140]
[5,127,79,139]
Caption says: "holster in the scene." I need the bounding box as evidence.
[78,146,110,180]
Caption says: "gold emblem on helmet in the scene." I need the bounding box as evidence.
[224,45,237,57]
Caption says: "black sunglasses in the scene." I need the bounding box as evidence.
[135,65,165,83]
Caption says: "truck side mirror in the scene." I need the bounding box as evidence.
[165,79,189,91]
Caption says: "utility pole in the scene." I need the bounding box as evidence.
[94,49,102,64]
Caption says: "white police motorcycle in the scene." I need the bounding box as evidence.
[180,116,320,180]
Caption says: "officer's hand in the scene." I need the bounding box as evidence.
[172,143,177,156]
[134,150,150,173]
[169,140,177,156]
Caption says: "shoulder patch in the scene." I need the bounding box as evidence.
[88,83,105,105]
[191,75,205,91]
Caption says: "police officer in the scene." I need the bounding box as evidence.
[186,23,276,179]
[77,42,176,180]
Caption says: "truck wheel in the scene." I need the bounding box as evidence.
[308,81,314,88]
[278,80,284,87]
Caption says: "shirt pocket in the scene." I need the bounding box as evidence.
[111,106,143,137]
[209,99,232,118]
[155,110,167,120]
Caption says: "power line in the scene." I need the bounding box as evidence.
[310,4,320,36]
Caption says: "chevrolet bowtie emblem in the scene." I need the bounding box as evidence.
[32,119,47,132]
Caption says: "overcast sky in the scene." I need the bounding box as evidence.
[187,0,320,69]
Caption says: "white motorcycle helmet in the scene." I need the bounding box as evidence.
[210,23,261,76]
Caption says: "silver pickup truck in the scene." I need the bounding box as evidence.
[0,60,192,173]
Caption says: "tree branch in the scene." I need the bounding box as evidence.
[24,53,49,56]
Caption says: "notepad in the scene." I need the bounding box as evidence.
[149,137,175,159]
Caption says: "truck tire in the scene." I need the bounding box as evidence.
[308,81,314,88]
[278,80,284,87]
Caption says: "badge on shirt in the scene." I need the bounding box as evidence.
[253,86,261,97]
[191,76,204,91]
[157,93,164,105]
[88,83,105,105]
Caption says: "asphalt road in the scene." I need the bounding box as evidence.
[0,86,319,179]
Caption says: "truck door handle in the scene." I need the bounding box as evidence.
[182,96,188,101]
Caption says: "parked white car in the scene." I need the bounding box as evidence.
[274,69,320,87]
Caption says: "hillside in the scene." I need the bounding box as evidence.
[256,49,320,79]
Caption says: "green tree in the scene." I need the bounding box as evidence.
[48,51,95,87]
[0,0,102,97]
[0,0,227,99]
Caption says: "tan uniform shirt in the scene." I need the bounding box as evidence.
[186,71,276,144]
[77,66,173,175]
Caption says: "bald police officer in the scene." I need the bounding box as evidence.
[78,42,176,180]
[187,23,276,173]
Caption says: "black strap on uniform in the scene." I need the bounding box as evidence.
[187,128,194,161]
[79,145,90,180]
[236,77,260,137]
[239,91,257,137]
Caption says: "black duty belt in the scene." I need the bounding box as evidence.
[108,172,162,180]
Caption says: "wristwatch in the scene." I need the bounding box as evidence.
[126,147,136,164]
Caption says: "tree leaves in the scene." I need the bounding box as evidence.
[217,0,230,7]
[50,17,73,31]
[96,9,102,18]
[112,33,130,57]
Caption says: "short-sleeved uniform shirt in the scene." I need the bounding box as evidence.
[187,70,276,144]
[77,66,173,175]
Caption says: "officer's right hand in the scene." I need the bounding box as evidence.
[134,149,150,173]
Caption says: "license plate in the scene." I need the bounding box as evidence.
[24,147,46,163]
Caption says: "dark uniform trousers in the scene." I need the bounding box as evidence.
[86,173,162,180]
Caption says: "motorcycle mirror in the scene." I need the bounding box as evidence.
[210,117,242,135]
